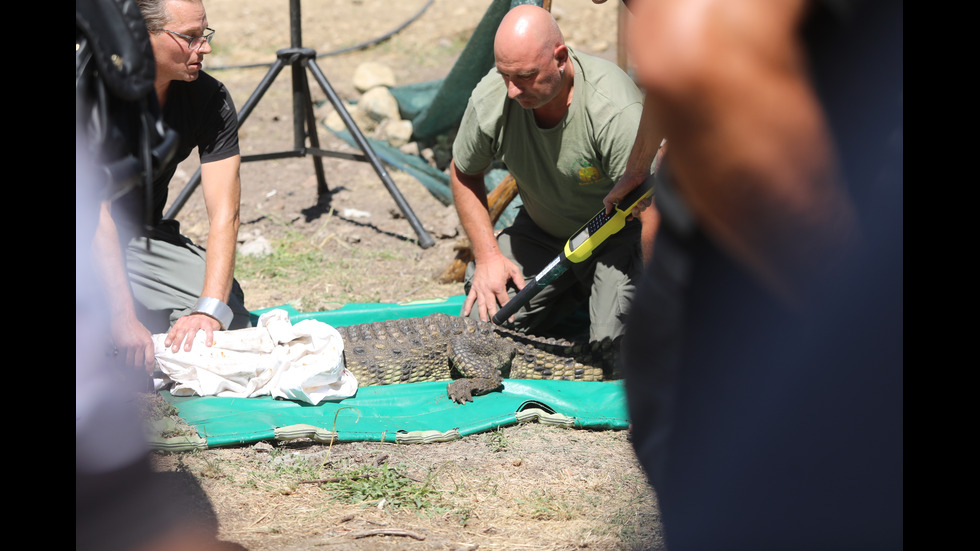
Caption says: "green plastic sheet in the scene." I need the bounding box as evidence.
[153,296,629,450]
[161,379,628,449]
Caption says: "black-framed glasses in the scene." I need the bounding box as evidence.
[156,27,215,51]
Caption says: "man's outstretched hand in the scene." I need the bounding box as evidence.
[463,253,526,324]
[165,312,221,354]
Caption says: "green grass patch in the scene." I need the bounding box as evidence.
[318,463,444,511]
[483,428,510,453]
[515,488,574,520]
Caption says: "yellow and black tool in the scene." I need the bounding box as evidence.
[492,144,665,326]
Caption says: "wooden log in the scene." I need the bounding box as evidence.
[438,174,519,283]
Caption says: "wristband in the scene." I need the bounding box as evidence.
[191,296,234,330]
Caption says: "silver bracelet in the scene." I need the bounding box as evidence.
[191,296,234,330]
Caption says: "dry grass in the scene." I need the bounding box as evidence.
[151,422,663,550]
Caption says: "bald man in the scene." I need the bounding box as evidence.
[450,5,650,342]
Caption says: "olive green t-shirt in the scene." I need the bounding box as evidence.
[453,49,644,238]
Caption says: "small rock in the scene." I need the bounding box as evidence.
[238,234,273,257]
[372,118,390,141]
[324,110,346,132]
[384,119,414,147]
[358,86,401,123]
[352,61,396,93]
[399,141,421,157]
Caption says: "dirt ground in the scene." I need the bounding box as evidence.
[149,1,664,549]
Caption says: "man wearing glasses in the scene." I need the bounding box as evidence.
[93,0,248,373]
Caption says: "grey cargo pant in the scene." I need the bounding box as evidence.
[124,222,251,334]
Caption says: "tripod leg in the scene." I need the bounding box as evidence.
[306,59,436,249]
[295,61,328,197]
[237,57,289,126]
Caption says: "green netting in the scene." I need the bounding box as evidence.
[389,0,543,139]
[151,295,629,450]
[402,0,531,139]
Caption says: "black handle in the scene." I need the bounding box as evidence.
[492,278,542,325]
[493,277,547,325]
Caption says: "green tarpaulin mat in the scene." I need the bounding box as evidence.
[151,295,629,451]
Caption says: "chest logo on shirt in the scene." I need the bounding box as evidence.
[574,157,605,185]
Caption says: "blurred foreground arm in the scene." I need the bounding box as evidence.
[92,201,155,372]
[602,101,663,217]
[628,0,858,305]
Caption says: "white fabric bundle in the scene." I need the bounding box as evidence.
[153,309,357,405]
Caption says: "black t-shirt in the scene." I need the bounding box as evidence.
[116,71,239,229]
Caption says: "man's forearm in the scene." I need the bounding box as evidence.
[623,99,664,187]
[199,155,243,306]
[202,218,238,304]
[92,201,139,322]
[603,100,665,214]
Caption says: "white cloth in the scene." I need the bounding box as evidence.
[153,309,358,405]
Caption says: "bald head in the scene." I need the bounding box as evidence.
[494,5,565,64]
[493,5,571,113]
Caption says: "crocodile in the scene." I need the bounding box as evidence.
[335,313,619,403]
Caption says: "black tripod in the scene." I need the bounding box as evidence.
[164,0,435,248]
